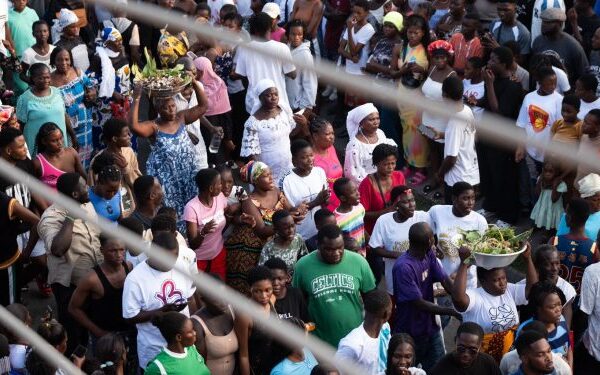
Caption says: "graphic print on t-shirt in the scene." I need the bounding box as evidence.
[311,273,355,301]
[488,303,517,333]
[155,280,185,305]
[528,105,550,133]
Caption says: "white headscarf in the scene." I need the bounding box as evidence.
[51,9,79,44]
[251,79,277,115]
[346,103,378,138]
[96,27,122,98]
[578,173,600,198]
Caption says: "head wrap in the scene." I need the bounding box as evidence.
[240,161,269,184]
[101,27,122,46]
[158,29,190,68]
[251,79,277,115]
[383,11,403,32]
[194,57,231,115]
[578,173,600,198]
[51,9,79,44]
[346,103,378,138]
[427,40,454,56]
[96,27,122,99]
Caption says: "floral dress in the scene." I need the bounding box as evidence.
[57,72,94,168]
[225,191,288,295]
[146,124,201,233]
[240,110,295,184]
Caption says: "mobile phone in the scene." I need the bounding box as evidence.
[72,344,87,358]
[295,108,305,115]
[418,123,436,139]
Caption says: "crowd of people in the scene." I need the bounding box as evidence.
[1,0,600,374]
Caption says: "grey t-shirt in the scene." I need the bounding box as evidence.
[532,32,589,83]
[490,20,532,55]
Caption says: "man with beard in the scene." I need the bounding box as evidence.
[511,332,557,375]
[532,8,588,83]
[38,172,101,353]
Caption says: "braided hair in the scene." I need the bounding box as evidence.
[35,122,62,154]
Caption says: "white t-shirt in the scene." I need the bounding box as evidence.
[517,276,576,305]
[443,105,479,186]
[282,167,327,240]
[342,23,376,75]
[369,211,431,295]
[463,79,485,121]
[21,45,55,67]
[335,322,390,375]
[581,263,600,361]
[235,40,295,114]
[579,97,600,120]
[122,259,196,369]
[461,283,527,334]
[500,349,571,375]
[535,66,570,94]
[516,90,563,162]
[429,205,487,289]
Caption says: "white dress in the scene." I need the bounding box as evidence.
[241,110,295,183]
[344,129,397,185]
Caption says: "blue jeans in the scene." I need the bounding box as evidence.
[413,331,445,372]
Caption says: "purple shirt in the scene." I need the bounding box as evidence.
[392,249,447,338]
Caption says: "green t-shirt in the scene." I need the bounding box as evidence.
[292,250,376,347]
[144,346,210,375]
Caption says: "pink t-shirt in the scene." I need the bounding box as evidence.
[183,193,228,260]
[271,27,286,42]
[314,146,343,211]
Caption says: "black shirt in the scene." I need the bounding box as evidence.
[430,352,502,375]
[274,286,308,322]
[565,13,600,56]
[482,76,524,120]
[0,159,35,210]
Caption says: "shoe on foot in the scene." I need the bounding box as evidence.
[321,85,333,97]
[495,219,511,228]
[328,90,337,101]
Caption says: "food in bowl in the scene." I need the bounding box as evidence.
[457,226,532,255]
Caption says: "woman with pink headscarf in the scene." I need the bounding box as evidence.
[194,56,233,163]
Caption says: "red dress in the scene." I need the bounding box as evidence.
[358,171,406,234]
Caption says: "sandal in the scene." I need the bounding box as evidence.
[410,171,427,185]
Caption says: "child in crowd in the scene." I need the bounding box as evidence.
[551,94,582,144]
[262,2,286,42]
[551,198,599,295]
[5,303,32,374]
[530,159,567,231]
[305,208,337,251]
[264,257,308,321]
[437,76,479,204]
[333,177,366,256]
[259,209,308,273]
[195,2,211,22]
[285,20,317,112]
[462,57,485,121]
[291,0,324,55]
[575,74,600,119]
[449,13,483,75]
[516,66,563,175]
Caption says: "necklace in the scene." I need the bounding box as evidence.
[359,128,377,144]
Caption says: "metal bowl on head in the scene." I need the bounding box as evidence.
[472,244,527,270]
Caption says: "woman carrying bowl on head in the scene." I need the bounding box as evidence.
[452,242,538,362]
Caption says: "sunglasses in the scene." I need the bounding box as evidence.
[456,345,479,355]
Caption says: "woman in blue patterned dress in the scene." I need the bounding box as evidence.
[50,47,94,168]
[129,78,208,232]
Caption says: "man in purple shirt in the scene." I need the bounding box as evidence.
[392,222,460,372]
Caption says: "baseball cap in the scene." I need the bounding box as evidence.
[262,2,281,19]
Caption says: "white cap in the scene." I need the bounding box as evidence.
[262,2,281,19]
